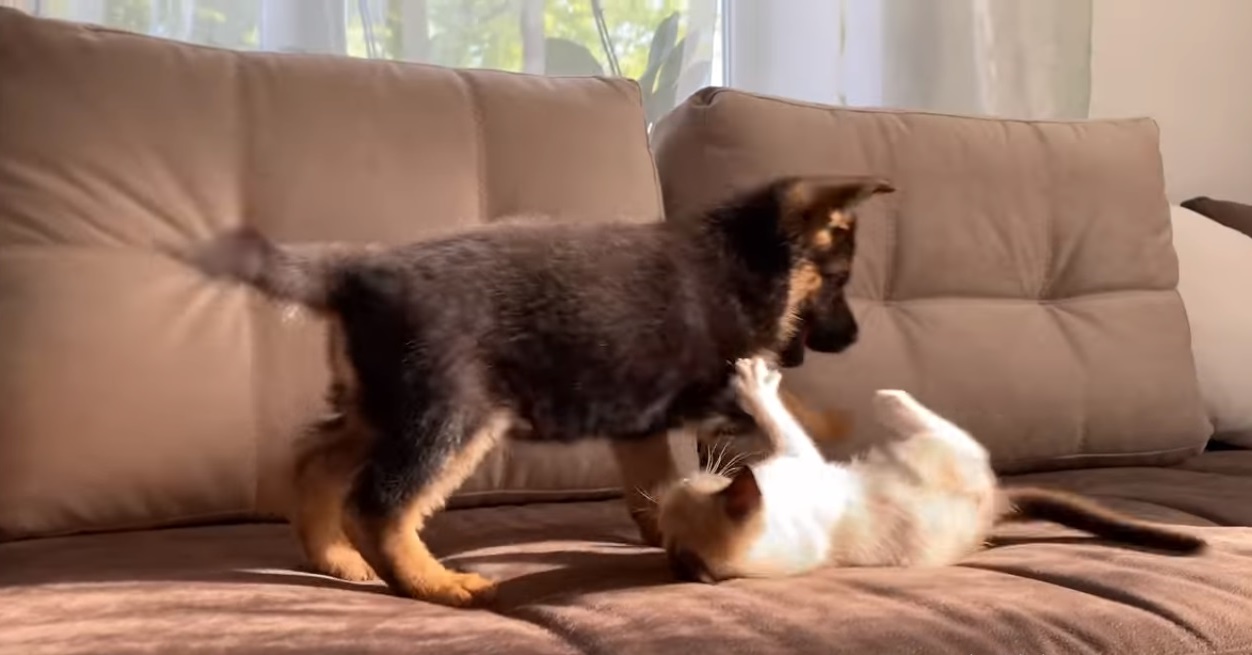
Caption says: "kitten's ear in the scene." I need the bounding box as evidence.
[719,468,763,522]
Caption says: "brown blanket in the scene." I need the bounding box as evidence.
[3,451,1252,655]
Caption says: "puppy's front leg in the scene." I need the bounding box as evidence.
[611,431,682,547]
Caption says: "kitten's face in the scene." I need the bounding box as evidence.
[657,468,766,583]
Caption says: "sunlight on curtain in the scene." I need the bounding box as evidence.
[3,0,720,125]
[6,0,1093,120]
[725,0,1092,120]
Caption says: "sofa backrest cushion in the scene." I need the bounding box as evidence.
[652,88,1212,473]
[0,9,662,540]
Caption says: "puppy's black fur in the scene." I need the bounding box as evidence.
[172,175,893,603]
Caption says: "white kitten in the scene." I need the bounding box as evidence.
[658,357,1205,582]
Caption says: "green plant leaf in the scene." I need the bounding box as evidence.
[662,27,704,94]
[644,34,690,120]
[638,59,663,99]
[640,12,681,93]
[544,37,604,77]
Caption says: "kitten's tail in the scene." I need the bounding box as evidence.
[999,487,1206,554]
[162,227,366,312]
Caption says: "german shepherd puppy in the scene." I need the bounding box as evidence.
[170,176,893,606]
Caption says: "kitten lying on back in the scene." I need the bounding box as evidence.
[658,358,1206,582]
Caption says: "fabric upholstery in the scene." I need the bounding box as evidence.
[652,88,1212,473]
[4,451,1252,655]
[1171,206,1252,446]
[0,9,662,540]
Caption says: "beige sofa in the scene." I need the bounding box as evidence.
[3,10,1252,655]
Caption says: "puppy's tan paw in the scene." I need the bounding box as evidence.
[629,508,664,548]
[401,570,497,608]
[310,548,378,582]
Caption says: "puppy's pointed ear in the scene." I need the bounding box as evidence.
[719,467,763,522]
[779,176,895,236]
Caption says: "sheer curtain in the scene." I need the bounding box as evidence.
[3,0,721,126]
[6,0,1091,120]
[726,0,1092,119]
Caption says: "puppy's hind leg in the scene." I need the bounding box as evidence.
[291,321,379,582]
[345,407,510,607]
[290,416,377,582]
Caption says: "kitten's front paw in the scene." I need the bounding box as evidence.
[758,360,782,393]
[733,357,781,413]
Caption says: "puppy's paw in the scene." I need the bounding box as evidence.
[309,546,379,582]
[448,571,498,605]
[398,570,498,608]
[626,501,664,548]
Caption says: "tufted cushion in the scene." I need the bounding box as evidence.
[0,9,663,540]
[652,88,1212,472]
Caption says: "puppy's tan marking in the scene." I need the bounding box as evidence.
[829,210,854,231]
[811,229,833,249]
[779,177,887,239]
[348,412,511,607]
[779,261,823,340]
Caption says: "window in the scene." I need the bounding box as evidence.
[5,0,1092,119]
[5,0,723,125]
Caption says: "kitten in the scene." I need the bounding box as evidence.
[658,358,1206,583]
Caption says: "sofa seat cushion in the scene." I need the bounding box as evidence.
[4,452,1252,655]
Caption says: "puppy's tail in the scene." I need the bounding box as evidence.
[998,486,1206,554]
[163,227,363,312]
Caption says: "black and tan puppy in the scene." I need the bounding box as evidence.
[171,176,893,606]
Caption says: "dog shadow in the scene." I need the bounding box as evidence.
[0,514,680,610]
[454,548,676,610]
[156,547,675,608]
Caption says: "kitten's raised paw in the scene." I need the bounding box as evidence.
[758,360,781,392]
[734,357,779,392]
[732,357,781,419]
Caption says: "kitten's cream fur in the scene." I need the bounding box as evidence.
[658,358,1205,582]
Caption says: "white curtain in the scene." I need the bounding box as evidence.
[7,0,1091,120]
[726,0,1092,119]
[4,0,720,126]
